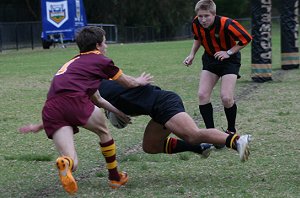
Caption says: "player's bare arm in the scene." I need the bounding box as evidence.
[183,39,201,66]
[90,90,131,124]
[214,44,247,61]
[115,72,153,88]
[19,123,43,134]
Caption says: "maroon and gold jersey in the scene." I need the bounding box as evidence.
[192,15,252,56]
[47,50,122,99]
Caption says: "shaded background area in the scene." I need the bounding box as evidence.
[0,0,258,23]
[0,0,284,50]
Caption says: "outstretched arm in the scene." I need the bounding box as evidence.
[115,72,153,88]
[19,123,43,134]
[19,90,132,134]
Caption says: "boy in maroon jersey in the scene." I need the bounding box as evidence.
[183,0,252,148]
[33,26,152,194]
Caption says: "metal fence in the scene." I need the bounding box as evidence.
[87,23,118,43]
[0,18,285,52]
[0,22,42,51]
[118,24,191,43]
[0,21,194,52]
[0,17,261,52]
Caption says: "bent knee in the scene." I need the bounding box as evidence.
[142,143,160,154]
[221,96,234,107]
[198,91,210,102]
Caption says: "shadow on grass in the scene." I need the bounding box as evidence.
[4,154,53,161]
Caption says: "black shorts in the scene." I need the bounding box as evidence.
[202,52,241,78]
[151,90,185,125]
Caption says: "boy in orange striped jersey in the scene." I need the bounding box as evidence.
[183,0,252,147]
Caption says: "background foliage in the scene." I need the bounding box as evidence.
[2,0,283,24]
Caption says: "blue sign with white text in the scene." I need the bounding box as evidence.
[41,0,87,48]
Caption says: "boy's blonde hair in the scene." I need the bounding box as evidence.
[195,0,216,15]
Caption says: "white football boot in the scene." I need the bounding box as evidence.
[236,135,252,162]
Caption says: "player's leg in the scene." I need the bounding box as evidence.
[165,112,251,161]
[142,119,171,153]
[52,126,78,194]
[142,119,211,157]
[83,106,128,189]
[221,74,238,133]
[165,112,226,145]
[198,70,219,128]
[199,72,226,149]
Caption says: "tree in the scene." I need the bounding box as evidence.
[214,0,251,18]
[0,0,40,22]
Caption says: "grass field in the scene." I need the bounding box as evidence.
[0,27,300,197]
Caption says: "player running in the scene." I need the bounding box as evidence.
[20,26,153,195]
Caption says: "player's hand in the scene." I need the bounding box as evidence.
[18,124,42,134]
[183,55,194,66]
[214,51,230,61]
[136,72,154,86]
[116,112,132,124]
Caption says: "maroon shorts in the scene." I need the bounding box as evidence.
[42,92,95,139]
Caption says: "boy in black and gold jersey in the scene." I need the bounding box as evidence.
[183,0,252,147]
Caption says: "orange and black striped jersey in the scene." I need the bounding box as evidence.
[192,15,252,56]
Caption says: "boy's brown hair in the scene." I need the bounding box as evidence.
[76,26,106,53]
[195,0,216,15]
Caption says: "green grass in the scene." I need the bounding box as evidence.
[0,25,300,197]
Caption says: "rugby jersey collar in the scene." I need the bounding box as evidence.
[207,15,219,30]
[80,50,102,55]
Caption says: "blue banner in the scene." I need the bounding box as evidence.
[41,0,87,41]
